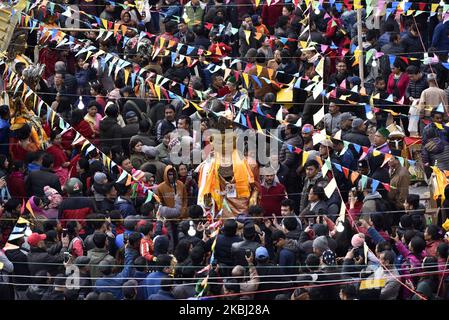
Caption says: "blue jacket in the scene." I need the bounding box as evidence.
[27,162,41,173]
[279,246,296,278]
[143,271,169,299]
[95,248,138,299]
[114,196,137,218]
[134,270,148,300]
[0,119,9,156]
[75,68,96,90]
[432,22,449,55]
[115,230,144,249]
[148,289,176,300]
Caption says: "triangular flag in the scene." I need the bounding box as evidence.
[313,106,325,125]
[351,171,360,184]
[324,178,337,198]
[371,179,380,193]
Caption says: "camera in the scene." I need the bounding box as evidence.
[352,247,360,258]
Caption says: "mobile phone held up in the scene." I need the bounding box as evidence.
[245,249,252,259]
[63,252,72,264]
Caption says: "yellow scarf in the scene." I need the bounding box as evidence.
[198,150,254,211]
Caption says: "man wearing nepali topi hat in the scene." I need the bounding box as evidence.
[368,127,391,155]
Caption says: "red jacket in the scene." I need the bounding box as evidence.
[140,237,154,262]
[261,0,284,28]
[7,171,26,200]
[387,72,410,101]
[260,182,287,217]
[208,42,233,64]
[46,144,68,169]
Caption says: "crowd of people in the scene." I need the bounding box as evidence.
[1,0,449,300]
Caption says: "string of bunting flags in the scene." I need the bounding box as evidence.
[0,56,161,206]
[20,0,449,112]
[16,7,430,176]
[12,5,445,200]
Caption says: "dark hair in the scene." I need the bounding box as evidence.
[223,219,237,237]
[188,205,203,219]
[139,118,151,133]
[71,109,85,126]
[410,236,426,255]
[34,270,49,285]
[93,233,107,249]
[129,139,143,155]
[224,279,240,293]
[0,154,7,171]
[283,216,298,231]
[340,284,357,299]
[380,250,395,265]
[280,198,295,211]
[190,245,205,265]
[105,104,119,118]
[310,185,326,201]
[134,256,147,272]
[389,32,400,43]
[139,221,153,236]
[156,254,173,270]
[248,205,264,217]
[406,194,420,209]
[255,52,266,64]
[426,224,443,241]
[165,20,177,34]
[305,159,320,170]
[41,153,54,169]
[406,65,420,75]
[178,115,191,127]
[174,239,191,263]
[437,242,449,259]
[4,198,21,212]
[120,86,134,97]
[376,241,392,253]
[128,231,143,247]
[305,253,320,270]
[66,220,79,238]
[370,213,385,230]
[98,292,116,300]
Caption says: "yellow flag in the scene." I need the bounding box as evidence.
[354,0,362,9]
[255,0,260,6]
[155,85,161,100]
[256,65,263,77]
[244,30,251,45]
[255,117,263,133]
[190,101,203,111]
[302,151,309,166]
[242,73,249,88]
[101,19,108,29]
[124,69,129,85]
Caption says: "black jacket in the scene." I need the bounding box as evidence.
[25,167,62,197]
[214,234,243,267]
[343,129,371,148]
[231,239,262,266]
[5,248,30,290]
[99,117,123,153]
[27,246,66,276]
[255,262,285,300]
